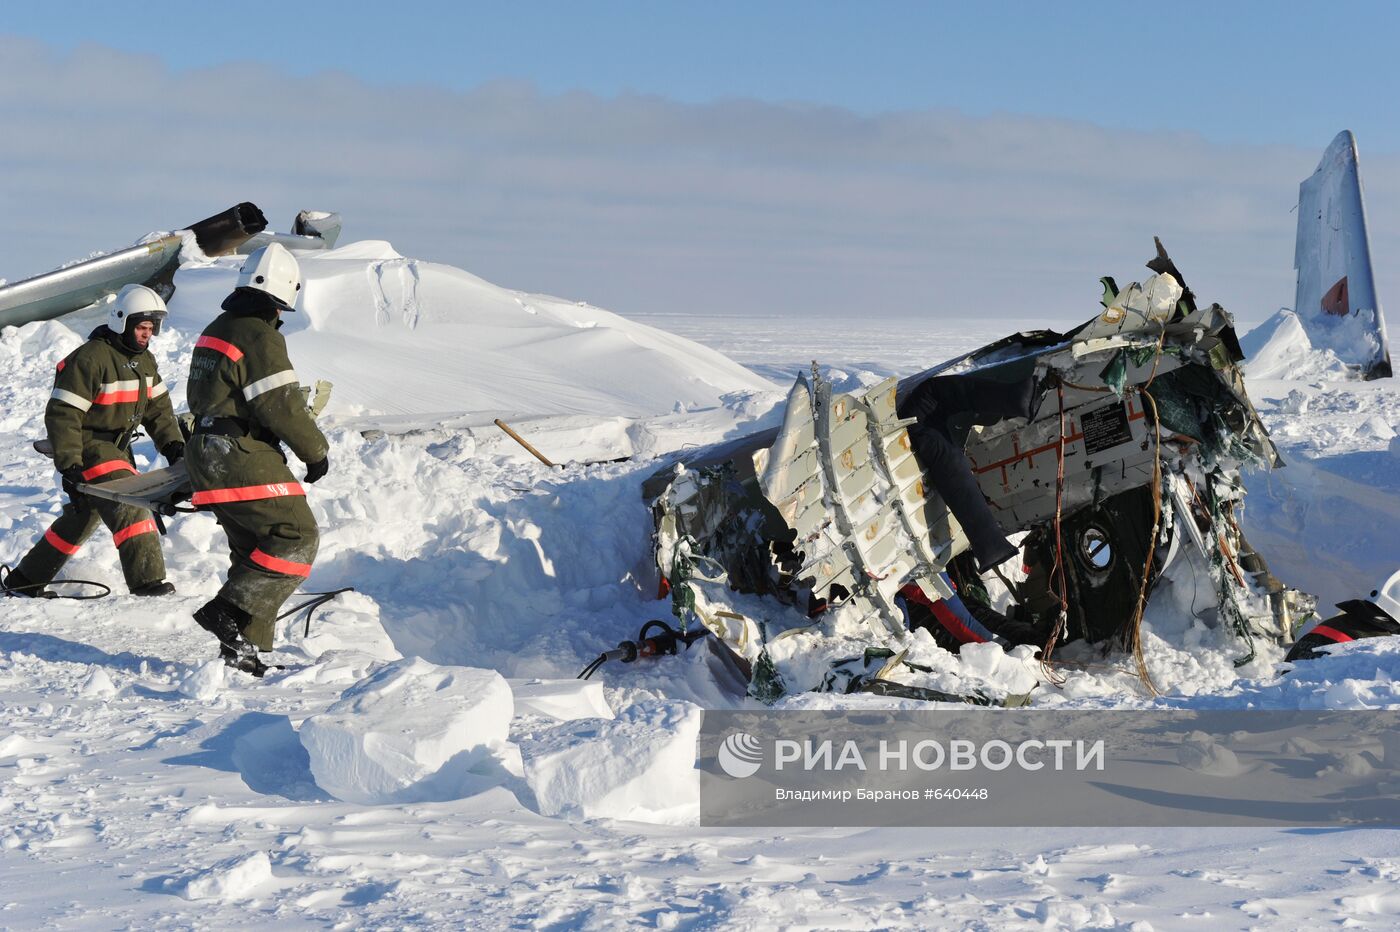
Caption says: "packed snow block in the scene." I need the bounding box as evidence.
[520,701,701,825]
[510,678,614,721]
[299,658,514,804]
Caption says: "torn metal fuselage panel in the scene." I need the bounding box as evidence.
[646,246,1299,701]
[0,203,269,330]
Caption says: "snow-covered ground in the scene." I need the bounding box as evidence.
[1,243,1398,928]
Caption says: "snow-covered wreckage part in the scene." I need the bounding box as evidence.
[0,203,343,331]
[644,243,1310,704]
[1280,129,1392,381]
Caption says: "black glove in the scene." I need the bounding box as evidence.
[161,441,185,464]
[304,456,329,484]
[60,465,87,502]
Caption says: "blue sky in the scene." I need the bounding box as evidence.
[2,6,1398,322]
[10,1,1400,152]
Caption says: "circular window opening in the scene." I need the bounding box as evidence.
[1078,524,1113,572]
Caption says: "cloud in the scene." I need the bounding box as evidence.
[2,36,1396,328]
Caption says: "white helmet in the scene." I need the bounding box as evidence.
[1369,568,1400,622]
[236,242,302,310]
[109,284,168,336]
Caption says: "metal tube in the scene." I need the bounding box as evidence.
[0,203,268,330]
[0,238,181,329]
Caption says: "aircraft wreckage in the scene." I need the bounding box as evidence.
[643,242,1313,704]
[0,202,340,330]
[632,131,1392,705]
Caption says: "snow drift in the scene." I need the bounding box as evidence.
[1241,309,1350,382]
[165,240,775,425]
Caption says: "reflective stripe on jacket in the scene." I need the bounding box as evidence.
[187,308,328,468]
[46,327,182,470]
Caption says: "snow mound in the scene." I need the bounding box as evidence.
[1241,309,1349,381]
[954,642,1042,694]
[78,665,117,699]
[167,240,774,425]
[1177,732,1246,776]
[178,660,227,700]
[179,851,272,902]
[299,658,515,804]
[1268,638,1400,708]
[1361,415,1396,441]
[519,700,701,824]
[279,590,401,663]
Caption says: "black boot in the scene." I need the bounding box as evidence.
[193,597,270,677]
[2,568,55,599]
[218,643,271,678]
[131,580,177,597]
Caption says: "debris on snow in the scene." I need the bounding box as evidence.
[647,246,1299,701]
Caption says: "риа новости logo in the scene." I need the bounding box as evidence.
[717,732,763,778]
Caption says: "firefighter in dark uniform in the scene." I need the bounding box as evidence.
[3,285,184,598]
[185,243,329,676]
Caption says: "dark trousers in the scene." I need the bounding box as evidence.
[16,470,166,591]
[187,433,319,650]
[897,374,1034,570]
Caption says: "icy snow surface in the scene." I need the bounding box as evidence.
[0,248,1398,928]
[1240,308,1400,610]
